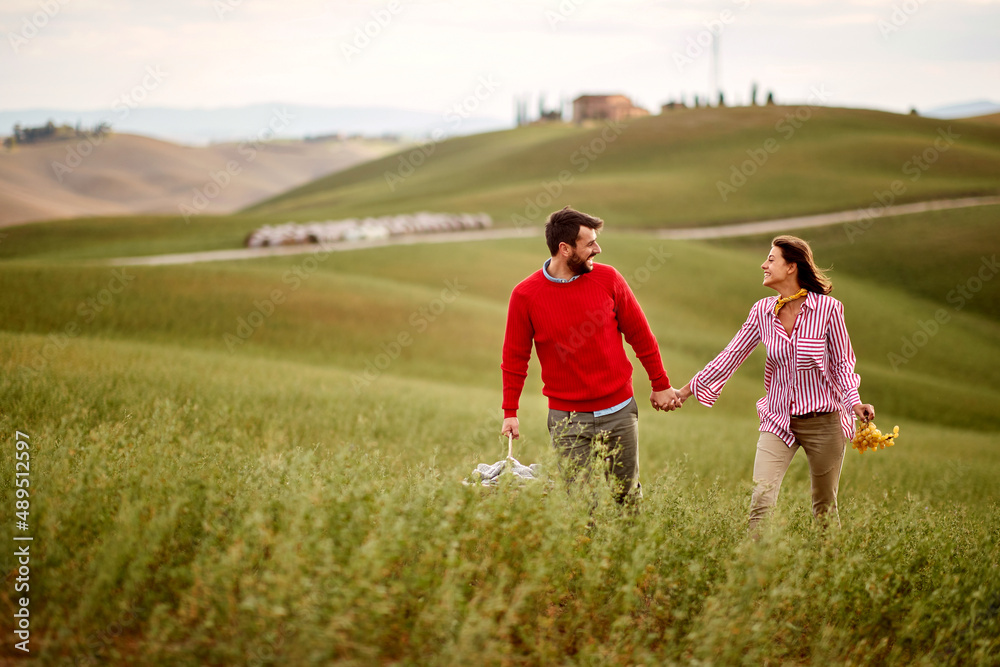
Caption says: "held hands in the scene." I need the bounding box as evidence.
[650,387,683,412]
[651,383,694,413]
[505,385,698,432]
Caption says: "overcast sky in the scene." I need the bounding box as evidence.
[2,0,999,123]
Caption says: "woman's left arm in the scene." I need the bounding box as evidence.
[828,301,875,421]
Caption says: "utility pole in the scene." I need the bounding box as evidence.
[712,33,720,106]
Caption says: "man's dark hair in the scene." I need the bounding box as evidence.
[545,206,604,255]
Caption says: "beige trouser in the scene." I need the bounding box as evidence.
[749,411,846,532]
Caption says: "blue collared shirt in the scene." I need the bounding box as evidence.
[594,396,633,417]
[542,258,581,283]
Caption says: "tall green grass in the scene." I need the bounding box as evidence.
[1,199,998,663]
[1,333,998,665]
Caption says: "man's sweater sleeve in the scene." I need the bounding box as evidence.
[501,287,533,418]
[612,270,671,391]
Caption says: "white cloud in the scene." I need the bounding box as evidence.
[0,0,997,120]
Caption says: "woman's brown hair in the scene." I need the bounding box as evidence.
[771,235,832,295]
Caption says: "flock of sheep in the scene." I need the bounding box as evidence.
[244,212,493,247]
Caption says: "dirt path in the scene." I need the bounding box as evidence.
[106,228,541,266]
[654,195,1000,240]
[107,195,1000,266]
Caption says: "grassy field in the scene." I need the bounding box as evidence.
[708,203,1000,321]
[1,108,999,664]
[4,106,999,265]
[246,106,1000,228]
[2,219,999,664]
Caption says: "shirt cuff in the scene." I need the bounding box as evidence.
[844,389,863,410]
[690,377,719,408]
[504,409,518,419]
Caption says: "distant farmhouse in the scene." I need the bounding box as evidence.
[572,95,649,123]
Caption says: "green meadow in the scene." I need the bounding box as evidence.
[1,107,999,665]
[248,105,1000,229]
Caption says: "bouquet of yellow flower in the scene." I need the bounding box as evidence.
[851,419,900,453]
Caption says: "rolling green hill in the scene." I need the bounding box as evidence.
[4,105,999,265]
[247,106,1000,228]
[708,203,1000,320]
[3,225,999,663]
[1,108,999,664]
[3,229,998,430]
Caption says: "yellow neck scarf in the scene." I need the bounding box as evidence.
[774,288,808,315]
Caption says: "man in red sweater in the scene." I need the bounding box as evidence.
[500,206,681,502]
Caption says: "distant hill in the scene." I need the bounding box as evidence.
[0,133,401,227]
[0,104,510,146]
[966,112,1000,126]
[923,100,1000,119]
[246,105,1000,229]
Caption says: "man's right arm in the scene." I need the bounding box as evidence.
[501,288,533,438]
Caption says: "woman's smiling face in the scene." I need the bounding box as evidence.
[761,245,795,289]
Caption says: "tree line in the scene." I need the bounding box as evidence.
[4,120,111,148]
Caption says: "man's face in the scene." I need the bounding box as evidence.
[566,226,601,275]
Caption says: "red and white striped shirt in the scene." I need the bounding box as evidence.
[691,291,863,446]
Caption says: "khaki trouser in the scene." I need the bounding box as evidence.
[749,411,846,532]
[547,398,640,504]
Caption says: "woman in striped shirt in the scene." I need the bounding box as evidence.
[677,235,875,533]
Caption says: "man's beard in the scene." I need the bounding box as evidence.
[567,251,596,275]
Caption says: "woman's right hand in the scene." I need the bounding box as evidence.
[853,403,875,423]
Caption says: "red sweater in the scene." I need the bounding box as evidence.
[501,263,670,418]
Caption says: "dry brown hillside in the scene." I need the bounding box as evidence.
[0,133,401,226]
[965,112,1000,126]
